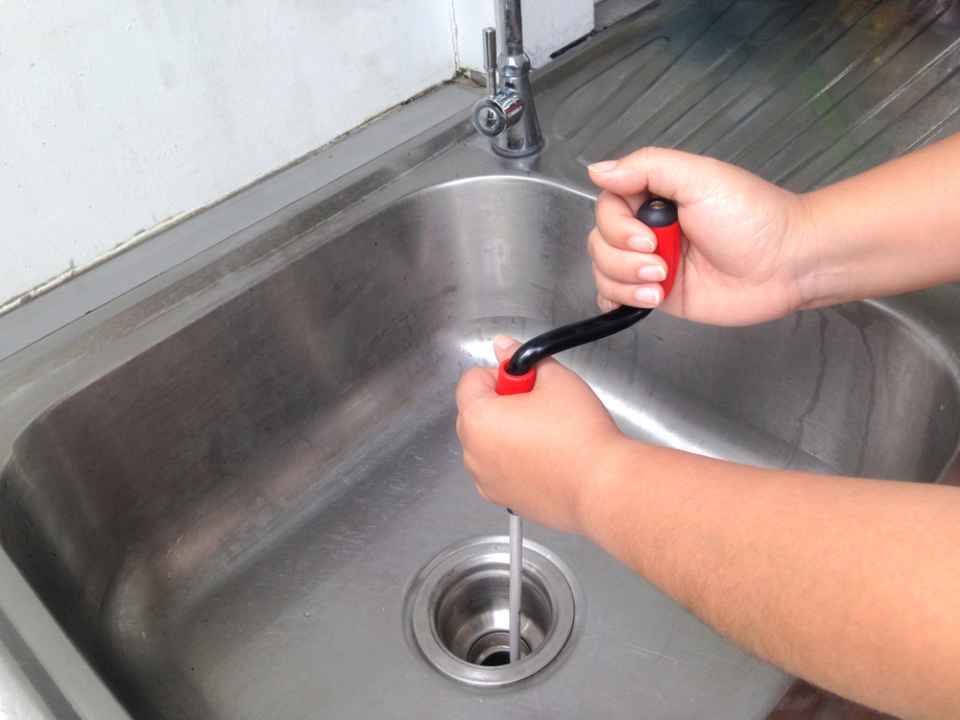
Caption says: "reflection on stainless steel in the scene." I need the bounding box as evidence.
[2,1,960,718]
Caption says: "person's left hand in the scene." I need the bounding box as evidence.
[455,335,623,534]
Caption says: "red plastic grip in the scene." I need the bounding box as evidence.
[496,359,537,395]
[651,219,681,300]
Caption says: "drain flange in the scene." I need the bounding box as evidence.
[406,535,577,687]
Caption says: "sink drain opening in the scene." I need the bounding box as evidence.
[470,632,531,666]
[433,559,553,664]
[407,535,578,687]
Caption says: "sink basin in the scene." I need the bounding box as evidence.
[4,1,960,718]
[2,174,959,720]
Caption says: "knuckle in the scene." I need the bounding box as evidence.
[628,146,649,166]
[596,192,618,220]
[590,236,611,268]
[587,227,601,258]
[594,273,619,301]
[637,145,664,179]
[601,249,629,279]
[604,278,632,304]
[637,145,659,161]
[592,263,606,289]
[593,262,613,287]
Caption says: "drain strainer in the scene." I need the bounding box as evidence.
[406,535,578,687]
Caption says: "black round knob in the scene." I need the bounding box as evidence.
[636,197,678,228]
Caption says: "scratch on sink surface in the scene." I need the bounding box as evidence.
[686,646,750,668]
[627,644,681,666]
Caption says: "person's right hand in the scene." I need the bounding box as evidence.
[588,148,816,326]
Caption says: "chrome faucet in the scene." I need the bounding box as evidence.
[471,0,544,158]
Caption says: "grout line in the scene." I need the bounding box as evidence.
[0,211,191,316]
[450,0,461,71]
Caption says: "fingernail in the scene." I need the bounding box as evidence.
[588,160,618,173]
[628,234,656,252]
[638,264,666,282]
[493,334,514,349]
[635,287,662,306]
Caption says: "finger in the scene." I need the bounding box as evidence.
[595,192,657,253]
[456,367,496,413]
[588,146,704,205]
[597,293,620,313]
[492,334,521,364]
[593,265,663,309]
[588,228,667,284]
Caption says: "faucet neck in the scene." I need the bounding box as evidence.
[500,0,524,57]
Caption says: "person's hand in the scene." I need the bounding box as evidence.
[455,335,623,534]
[588,147,815,326]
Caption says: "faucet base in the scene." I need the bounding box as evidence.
[489,139,545,159]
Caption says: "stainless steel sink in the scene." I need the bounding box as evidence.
[3,1,960,718]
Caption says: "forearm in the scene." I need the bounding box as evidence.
[795,133,960,308]
[580,438,960,719]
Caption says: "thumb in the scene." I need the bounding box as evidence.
[492,334,562,379]
[492,334,521,364]
[588,147,703,206]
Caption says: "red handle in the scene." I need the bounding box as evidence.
[496,359,537,395]
[636,197,681,299]
[494,198,680,396]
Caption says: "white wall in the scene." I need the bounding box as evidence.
[0,1,593,312]
[0,1,455,310]
[454,0,594,70]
